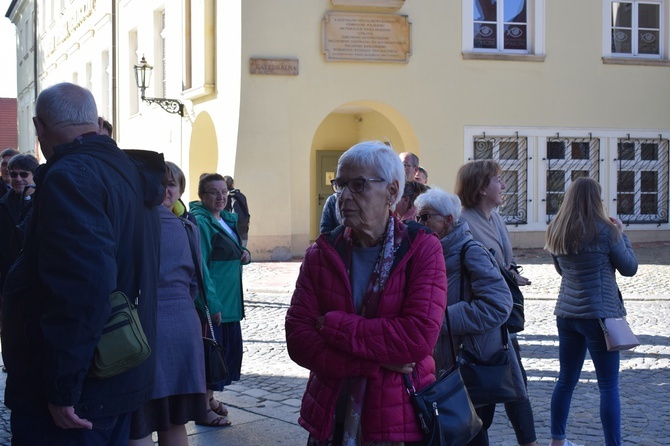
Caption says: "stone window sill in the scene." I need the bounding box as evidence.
[462,52,546,62]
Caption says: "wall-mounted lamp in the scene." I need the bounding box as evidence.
[133,55,184,117]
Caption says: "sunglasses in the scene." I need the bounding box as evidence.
[10,171,31,179]
[416,213,440,223]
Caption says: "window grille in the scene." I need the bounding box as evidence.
[545,136,601,223]
[473,134,528,225]
[616,137,669,224]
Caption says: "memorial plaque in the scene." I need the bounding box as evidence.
[322,12,411,63]
[250,58,299,75]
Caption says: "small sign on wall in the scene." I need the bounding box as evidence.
[250,58,299,75]
[325,171,336,186]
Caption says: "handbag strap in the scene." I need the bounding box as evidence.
[598,318,607,333]
[459,240,509,351]
[183,219,217,338]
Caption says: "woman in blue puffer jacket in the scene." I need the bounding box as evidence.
[545,177,638,446]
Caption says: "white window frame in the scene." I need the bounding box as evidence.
[615,138,669,224]
[462,0,545,59]
[603,0,669,60]
[464,126,670,233]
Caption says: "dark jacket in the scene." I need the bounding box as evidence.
[553,222,638,319]
[1,134,165,419]
[0,190,31,288]
[225,188,250,240]
[319,193,340,234]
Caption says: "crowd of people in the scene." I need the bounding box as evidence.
[0,83,637,446]
[294,142,636,446]
[0,82,252,446]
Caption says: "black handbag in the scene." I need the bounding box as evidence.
[184,221,229,385]
[499,265,525,333]
[404,367,482,446]
[203,307,229,385]
[404,304,482,446]
[458,242,519,407]
[458,325,519,407]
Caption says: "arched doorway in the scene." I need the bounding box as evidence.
[188,112,218,202]
[310,101,419,239]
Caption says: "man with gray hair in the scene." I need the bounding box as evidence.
[1,82,165,445]
[399,151,419,182]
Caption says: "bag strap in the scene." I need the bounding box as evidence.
[183,219,217,338]
[459,240,509,351]
[598,318,607,334]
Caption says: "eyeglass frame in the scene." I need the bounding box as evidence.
[203,189,228,198]
[330,177,386,194]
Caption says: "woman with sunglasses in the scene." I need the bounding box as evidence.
[0,154,38,290]
[414,188,526,445]
[455,160,538,446]
[286,141,446,445]
[189,173,251,427]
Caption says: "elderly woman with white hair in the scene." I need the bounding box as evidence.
[286,141,447,445]
[414,188,527,446]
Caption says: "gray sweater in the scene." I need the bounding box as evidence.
[459,207,514,268]
[552,222,638,319]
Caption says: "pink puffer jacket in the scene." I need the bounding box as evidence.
[285,224,447,443]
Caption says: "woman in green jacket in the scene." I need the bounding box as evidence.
[190,173,251,427]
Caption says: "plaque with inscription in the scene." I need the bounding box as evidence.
[322,12,411,63]
[250,58,299,75]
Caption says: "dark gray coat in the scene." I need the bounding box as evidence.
[552,222,638,319]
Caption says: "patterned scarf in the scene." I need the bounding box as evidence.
[341,214,404,446]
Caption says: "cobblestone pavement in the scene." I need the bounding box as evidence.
[0,243,668,445]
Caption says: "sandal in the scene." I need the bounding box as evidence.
[209,397,229,416]
[195,409,232,428]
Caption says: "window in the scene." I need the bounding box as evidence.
[616,138,669,224]
[474,0,527,51]
[611,1,662,56]
[463,0,545,59]
[473,135,528,224]
[603,0,670,63]
[545,138,601,222]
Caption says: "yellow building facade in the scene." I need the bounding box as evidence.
[8,0,670,260]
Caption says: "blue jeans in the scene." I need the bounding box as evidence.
[550,317,621,446]
[10,408,131,446]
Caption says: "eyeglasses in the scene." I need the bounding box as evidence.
[204,190,228,198]
[416,213,441,223]
[10,171,30,179]
[331,178,385,194]
[403,162,417,169]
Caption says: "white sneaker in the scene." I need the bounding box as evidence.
[548,441,583,446]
